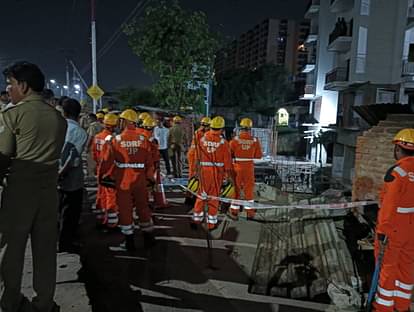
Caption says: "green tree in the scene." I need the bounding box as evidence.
[213,64,292,116]
[116,86,157,109]
[124,0,220,112]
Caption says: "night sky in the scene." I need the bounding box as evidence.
[0,0,309,92]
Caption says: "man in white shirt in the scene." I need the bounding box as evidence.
[59,98,88,253]
[154,119,171,176]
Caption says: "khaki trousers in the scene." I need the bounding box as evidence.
[0,178,58,312]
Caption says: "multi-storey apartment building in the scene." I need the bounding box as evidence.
[303,0,414,184]
[215,19,310,77]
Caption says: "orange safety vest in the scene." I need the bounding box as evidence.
[377,156,414,237]
[101,127,153,188]
[230,131,262,165]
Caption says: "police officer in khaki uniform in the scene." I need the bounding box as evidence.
[168,116,186,178]
[0,62,67,312]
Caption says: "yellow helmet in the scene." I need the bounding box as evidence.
[142,117,157,129]
[103,113,119,126]
[173,116,183,123]
[96,112,105,120]
[200,116,211,126]
[187,176,200,193]
[220,181,235,198]
[210,116,225,129]
[120,109,138,123]
[393,128,414,150]
[240,118,253,128]
[102,108,109,113]
[138,112,151,121]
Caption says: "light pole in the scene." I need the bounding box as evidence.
[74,84,83,101]
[91,0,98,113]
[49,79,62,97]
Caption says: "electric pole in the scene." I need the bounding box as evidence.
[91,0,98,113]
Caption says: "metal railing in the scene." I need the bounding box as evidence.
[402,60,414,76]
[304,84,315,95]
[325,67,349,84]
[328,20,353,44]
[408,6,414,18]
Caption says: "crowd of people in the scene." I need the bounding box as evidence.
[0,60,413,312]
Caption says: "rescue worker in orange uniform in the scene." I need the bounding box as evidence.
[191,116,233,230]
[101,109,155,251]
[96,112,105,123]
[229,118,262,219]
[188,116,211,178]
[92,113,119,228]
[142,117,160,167]
[372,128,414,312]
[142,117,170,208]
[137,112,151,128]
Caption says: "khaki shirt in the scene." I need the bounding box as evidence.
[0,94,67,181]
[87,121,104,138]
[168,124,186,148]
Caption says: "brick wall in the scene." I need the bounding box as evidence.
[353,114,414,201]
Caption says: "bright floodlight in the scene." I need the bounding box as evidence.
[74,90,80,94]
[50,79,56,84]
[63,85,68,89]
[74,84,81,90]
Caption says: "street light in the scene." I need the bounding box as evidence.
[63,85,68,90]
[74,84,81,90]
[50,79,56,84]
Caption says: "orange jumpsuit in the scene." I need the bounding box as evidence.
[229,131,262,218]
[142,129,160,172]
[373,156,414,311]
[193,130,233,229]
[187,128,206,178]
[92,128,118,226]
[142,129,165,207]
[101,126,154,236]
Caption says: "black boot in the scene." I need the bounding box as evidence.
[190,222,199,231]
[184,195,196,207]
[143,232,156,249]
[125,234,136,252]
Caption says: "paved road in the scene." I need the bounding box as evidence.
[72,186,329,312]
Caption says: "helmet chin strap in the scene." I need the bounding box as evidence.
[394,145,399,160]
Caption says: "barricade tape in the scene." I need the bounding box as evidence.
[180,185,377,211]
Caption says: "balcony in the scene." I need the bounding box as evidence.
[402,60,414,83]
[324,67,349,91]
[305,33,318,44]
[302,64,315,73]
[408,6,414,25]
[305,0,320,19]
[305,84,315,94]
[403,60,414,75]
[302,56,316,73]
[330,0,354,13]
[408,6,414,18]
[300,85,316,100]
[328,20,353,52]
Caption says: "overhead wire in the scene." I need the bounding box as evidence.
[80,0,150,75]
